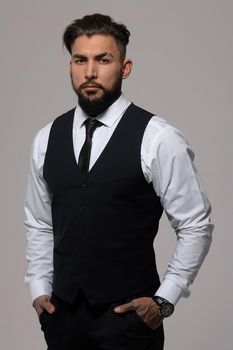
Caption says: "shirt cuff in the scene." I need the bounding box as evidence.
[155,278,186,305]
[29,279,52,303]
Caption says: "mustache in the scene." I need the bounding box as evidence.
[80,81,104,90]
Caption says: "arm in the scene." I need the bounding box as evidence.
[115,119,213,329]
[150,123,213,305]
[24,126,55,315]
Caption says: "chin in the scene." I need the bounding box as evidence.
[84,92,103,101]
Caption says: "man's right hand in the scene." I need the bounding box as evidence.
[33,295,56,317]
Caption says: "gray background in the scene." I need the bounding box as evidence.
[0,0,232,349]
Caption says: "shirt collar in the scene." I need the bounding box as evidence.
[74,94,131,129]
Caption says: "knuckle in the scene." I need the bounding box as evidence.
[131,299,137,307]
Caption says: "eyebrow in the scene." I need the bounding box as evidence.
[72,52,114,59]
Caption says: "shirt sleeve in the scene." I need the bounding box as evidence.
[142,118,214,305]
[24,126,54,302]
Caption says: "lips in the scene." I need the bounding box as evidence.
[81,82,103,90]
[83,85,99,89]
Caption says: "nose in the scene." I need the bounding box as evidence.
[85,60,97,80]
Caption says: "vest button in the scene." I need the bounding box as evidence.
[80,229,86,236]
[79,249,85,256]
[77,272,86,280]
[82,183,87,188]
[80,205,86,212]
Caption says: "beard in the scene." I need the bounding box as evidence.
[71,73,123,118]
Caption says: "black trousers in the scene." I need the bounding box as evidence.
[39,287,164,350]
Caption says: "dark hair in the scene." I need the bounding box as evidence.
[63,13,130,60]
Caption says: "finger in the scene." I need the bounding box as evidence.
[34,296,56,315]
[151,319,162,330]
[114,301,135,313]
[34,304,44,316]
[41,298,56,314]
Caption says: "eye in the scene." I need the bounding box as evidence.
[74,58,86,64]
[100,57,110,64]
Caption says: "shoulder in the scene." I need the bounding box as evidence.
[131,103,187,145]
[142,114,193,160]
[50,107,76,126]
[31,107,76,167]
[31,121,53,168]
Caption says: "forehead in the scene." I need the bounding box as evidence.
[71,34,121,57]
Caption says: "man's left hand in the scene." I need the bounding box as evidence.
[114,297,162,330]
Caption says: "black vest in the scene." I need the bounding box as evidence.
[43,103,163,305]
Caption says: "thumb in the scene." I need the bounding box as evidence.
[43,298,56,314]
[114,301,135,314]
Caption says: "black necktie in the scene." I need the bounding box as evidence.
[78,118,102,175]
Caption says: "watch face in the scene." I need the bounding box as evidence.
[161,303,174,318]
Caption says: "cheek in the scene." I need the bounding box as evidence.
[71,68,84,86]
[101,68,122,87]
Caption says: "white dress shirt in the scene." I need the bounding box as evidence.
[24,94,213,305]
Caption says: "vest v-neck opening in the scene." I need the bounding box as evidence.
[70,104,133,179]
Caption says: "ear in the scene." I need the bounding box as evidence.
[122,58,133,79]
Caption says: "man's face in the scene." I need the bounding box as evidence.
[70,34,132,117]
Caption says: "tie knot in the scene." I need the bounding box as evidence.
[84,118,102,138]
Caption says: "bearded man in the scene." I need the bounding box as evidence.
[24,13,213,350]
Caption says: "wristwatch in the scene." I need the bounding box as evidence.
[152,296,174,318]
